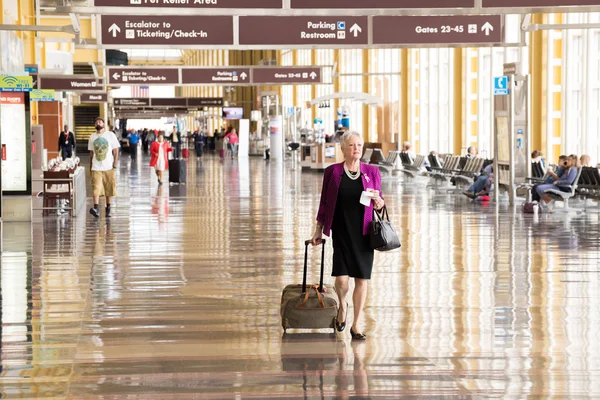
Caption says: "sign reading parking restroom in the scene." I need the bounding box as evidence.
[181,68,252,85]
[239,16,368,46]
[290,0,474,8]
[108,68,179,85]
[482,0,600,6]
[372,15,503,45]
[95,0,282,8]
[100,15,234,45]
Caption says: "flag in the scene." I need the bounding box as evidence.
[131,85,149,98]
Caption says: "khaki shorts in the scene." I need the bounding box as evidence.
[91,170,117,197]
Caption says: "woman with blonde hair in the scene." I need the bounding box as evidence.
[311,131,385,341]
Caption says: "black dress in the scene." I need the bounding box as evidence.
[331,171,374,280]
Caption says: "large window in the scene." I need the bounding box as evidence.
[411,48,454,154]
[339,49,364,134]
[369,49,400,143]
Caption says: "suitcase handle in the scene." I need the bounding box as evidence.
[302,239,327,294]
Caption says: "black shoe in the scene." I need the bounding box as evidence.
[89,207,99,218]
[462,191,476,199]
[336,302,348,332]
[105,207,111,218]
[350,327,367,341]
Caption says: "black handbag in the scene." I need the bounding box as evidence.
[369,206,401,251]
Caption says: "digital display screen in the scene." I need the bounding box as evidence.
[222,107,243,120]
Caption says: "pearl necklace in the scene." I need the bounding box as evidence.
[344,162,361,180]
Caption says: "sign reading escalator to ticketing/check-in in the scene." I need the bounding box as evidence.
[239,16,368,46]
[372,15,503,45]
[95,0,282,7]
[482,0,600,6]
[290,0,474,8]
[101,15,234,45]
[108,67,179,85]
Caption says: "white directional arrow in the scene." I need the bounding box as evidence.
[349,23,362,38]
[309,71,317,80]
[108,23,121,37]
[240,72,247,80]
[481,22,493,36]
[112,73,121,80]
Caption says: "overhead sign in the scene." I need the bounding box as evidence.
[0,75,33,92]
[372,15,503,45]
[95,0,282,7]
[30,89,55,101]
[253,67,321,84]
[181,68,251,85]
[24,64,38,74]
[113,97,224,108]
[483,0,600,6]
[101,15,234,45]
[81,93,108,103]
[291,0,474,8]
[114,98,150,107]
[108,67,179,85]
[239,16,368,45]
[494,76,509,96]
[39,76,102,91]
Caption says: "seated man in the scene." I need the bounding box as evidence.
[462,163,493,199]
[466,146,478,159]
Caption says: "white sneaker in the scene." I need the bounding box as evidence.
[546,202,554,213]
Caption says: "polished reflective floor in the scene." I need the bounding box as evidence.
[2,153,600,398]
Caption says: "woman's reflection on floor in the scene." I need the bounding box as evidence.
[335,340,370,400]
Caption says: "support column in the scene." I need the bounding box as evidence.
[401,49,409,146]
[453,48,464,156]
[530,14,545,154]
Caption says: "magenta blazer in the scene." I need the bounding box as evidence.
[316,162,383,236]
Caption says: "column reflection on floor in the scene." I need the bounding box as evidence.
[1,153,600,398]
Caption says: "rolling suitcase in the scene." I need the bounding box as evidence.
[168,159,187,183]
[280,240,338,333]
[182,148,189,159]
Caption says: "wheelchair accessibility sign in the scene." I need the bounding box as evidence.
[494,76,509,96]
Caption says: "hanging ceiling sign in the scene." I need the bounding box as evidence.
[81,93,108,103]
[95,0,282,7]
[38,76,103,91]
[107,67,180,85]
[372,15,503,45]
[113,97,224,108]
[0,75,33,92]
[290,0,474,8]
[239,16,368,45]
[100,15,234,46]
[30,89,55,101]
[482,0,600,6]
[181,68,251,85]
[253,67,322,84]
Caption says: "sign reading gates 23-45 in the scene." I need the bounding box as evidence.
[0,75,33,92]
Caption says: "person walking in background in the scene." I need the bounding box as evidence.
[224,128,239,158]
[141,128,149,153]
[88,117,120,218]
[311,131,385,341]
[127,130,140,160]
[194,129,205,158]
[170,126,181,158]
[150,133,172,185]
[58,125,76,160]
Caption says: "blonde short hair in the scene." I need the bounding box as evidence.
[340,131,364,151]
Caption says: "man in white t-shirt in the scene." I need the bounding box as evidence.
[88,117,121,218]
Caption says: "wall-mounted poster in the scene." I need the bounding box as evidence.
[1,92,30,193]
